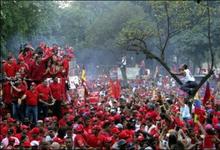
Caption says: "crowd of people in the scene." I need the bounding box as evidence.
[0,42,220,149]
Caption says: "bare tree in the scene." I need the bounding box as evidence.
[122,2,214,97]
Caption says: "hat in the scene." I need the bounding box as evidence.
[67,115,74,122]
[205,124,213,130]
[119,130,130,139]
[52,116,58,121]
[137,134,144,142]
[92,125,101,131]
[68,109,74,113]
[23,141,31,148]
[53,137,64,144]
[31,127,40,134]
[30,140,39,147]
[20,125,29,130]
[75,124,84,132]
[111,127,120,134]
[116,123,123,129]
[104,136,113,143]
[18,57,24,62]
[114,114,121,121]
[7,118,15,123]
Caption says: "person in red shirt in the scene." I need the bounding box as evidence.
[74,124,88,149]
[62,55,70,78]
[86,125,101,148]
[16,58,29,79]
[3,56,17,79]
[2,56,18,113]
[10,76,27,122]
[20,82,38,125]
[29,55,49,84]
[36,80,54,119]
[50,77,63,119]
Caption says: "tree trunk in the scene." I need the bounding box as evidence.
[151,54,183,85]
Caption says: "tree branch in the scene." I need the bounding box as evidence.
[161,2,170,61]
[127,37,183,85]
[191,2,215,97]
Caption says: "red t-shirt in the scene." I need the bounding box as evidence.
[3,62,17,77]
[36,84,50,101]
[17,62,29,78]
[25,89,38,106]
[3,81,12,104]
[74,134,87,148]
[203,134,215,149]
[86,134,100,148]
[12,83,27,99]
[29,61,46,82]
[62,59,69,77]
[50,82,63,101]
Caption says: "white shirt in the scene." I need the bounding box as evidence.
[182,69,195,83]
[180,104,191,119]
[121,57,126,66]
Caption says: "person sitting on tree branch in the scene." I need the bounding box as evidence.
[172,64,198,96]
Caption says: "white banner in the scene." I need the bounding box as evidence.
[69,76,79,89]
[117,67,140,80]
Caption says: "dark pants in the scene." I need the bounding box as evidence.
[181,81,198,94]
[26,105,38,125]
[53,101,62,119]
[38,102,48,120]
[120,66,128,87]
[12,102,25,122]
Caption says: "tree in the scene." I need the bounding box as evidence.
[118,1,218,97]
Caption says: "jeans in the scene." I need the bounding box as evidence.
[180,81,198,94]
[26,105,38,125]
[53,101,62,119]
[38,102,48,120]
[12,102,25,121]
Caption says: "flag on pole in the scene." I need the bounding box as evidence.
[202,82,211,105]
[194,92,200,100]
[114,80,121,99]
[81,66,86,83]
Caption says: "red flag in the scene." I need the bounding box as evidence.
[203,82,211,105]
[114,80,121,99]
[108,80,115,98]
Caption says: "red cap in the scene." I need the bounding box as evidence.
[104,136,113,143]
[18,57,24,62]
[111,127,120,134]
[31,127,40,134]
[114,114,121,121]
[68,109,73,113]
[75,124,84,132]
[20,125,29,130]
[108,116,115,122]
[7,118,16,123]
[67,115,74,122]
[53,137,64,144]
[52,116,58,121]
[23,141,31,148]
[92,125,101,131]
[137,135,144,142]
[119,130,130,139]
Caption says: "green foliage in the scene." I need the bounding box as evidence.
[85,2,146,50]
[1,1,219,68]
